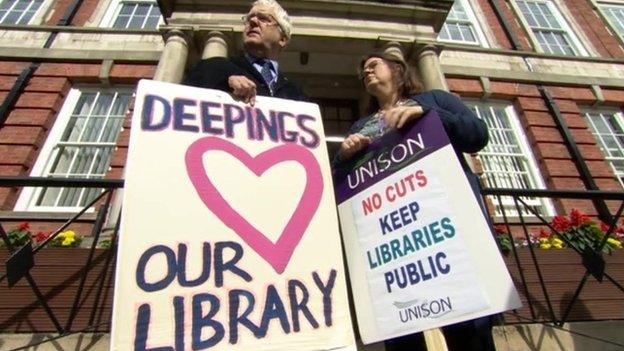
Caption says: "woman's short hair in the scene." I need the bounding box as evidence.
[253,0,292,39]
[358,50,423,114]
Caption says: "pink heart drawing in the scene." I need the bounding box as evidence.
[185,136,323,274]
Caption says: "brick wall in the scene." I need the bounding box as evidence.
[45,0,101,26]
[476,0,533,51]
[448,77,624,218]
[566,0,624,58]
[0,62,155,210]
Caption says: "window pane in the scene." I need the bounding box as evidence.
[3,11,20,24]
[448,24,462,41]
[470,102,549,217]
[516,0,581,56]
[113,2,160,29]
[0,0,42,24]
[119,3,134,15]
[601,5,624,41]
[585,110,624,187]
[134,3,149,15]
[144,15,159,29]
[33,88,132,209]
[113,15,130,29]
[128,15,144,29]
[437,0,483,45]
[0,0,13,10]
[459,25,476,42]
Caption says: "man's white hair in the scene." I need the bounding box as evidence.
[252,0,292,39]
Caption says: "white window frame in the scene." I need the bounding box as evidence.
[583,107,624,187]
[0,0,52,25]
[512,0,589,56]
[469,101,554,218]
[595,0,624,44]
[100,0,163,30]
[15,86,133,212]
[437,0,489,47]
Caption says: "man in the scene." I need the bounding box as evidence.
[184,0,306,103]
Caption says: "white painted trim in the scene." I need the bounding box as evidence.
[99,0,163,29]
[552,0,597,56]
[468,0,499,48]
[0,0,53,25]
[437,0,490,48]
[594,0,624,46]
[84,0,115,27]
[503,104,553,217]
[581,106,624,188]
[510,0,590,57]
[14,88,82,211]
[469,99,555,217]
[15,86,133,212]
[29,0,53,25]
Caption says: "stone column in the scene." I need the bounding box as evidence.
[416,44,448,91]
[382,41,405,58]
[415,44,475,172]
[154,29,189,83]
[202,30,228,59]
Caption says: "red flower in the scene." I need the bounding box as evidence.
[539,229,551,238]
[17,222,30,231]
[570,209,590,226]
[494,224,507,235]
[551,215,571,232]
[601,222,611,233]
[33,231,50,243]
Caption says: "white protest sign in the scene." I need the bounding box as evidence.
[111,79,356,351]
[334,111,521,344]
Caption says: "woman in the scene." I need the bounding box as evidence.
[335,51,494,351]
[335,50,488,180]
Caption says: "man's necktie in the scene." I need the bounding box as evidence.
[259,59,275,92]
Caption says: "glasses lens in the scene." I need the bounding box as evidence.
[243,12,275,25]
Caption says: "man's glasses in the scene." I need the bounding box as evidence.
[242,12,278,27]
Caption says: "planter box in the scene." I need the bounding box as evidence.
[0,248,115,332]
[502,249,624,323]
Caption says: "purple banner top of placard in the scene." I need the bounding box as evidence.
[334,110,451,204]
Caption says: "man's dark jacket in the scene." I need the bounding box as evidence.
[183,55,307,101]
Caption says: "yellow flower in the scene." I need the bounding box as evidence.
[62,237,75,246]
[540,243,552,249]
[551,238,564,249]
[607,238,622,249]
[59,230,75,238]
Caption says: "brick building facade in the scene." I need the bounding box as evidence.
[0,0,623,349]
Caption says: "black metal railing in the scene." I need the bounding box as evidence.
[1,177,624,348]
[481,187,624,332]
[0,176,123,350]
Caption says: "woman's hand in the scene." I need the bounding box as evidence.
[337,133,371,161]
[384,105,425,129]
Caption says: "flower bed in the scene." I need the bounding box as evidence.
[0,247,115,332]
[494,209,624,253]
[493,210,624,323]
[2,222,85,248]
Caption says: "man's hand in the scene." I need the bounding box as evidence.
[337,133,371,162]
[228,75,257,105]
[384,105,425,129]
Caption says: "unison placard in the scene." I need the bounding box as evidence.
[335,111,521,344]
[110,80,356,351]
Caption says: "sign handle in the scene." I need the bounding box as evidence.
[424,328,448,351]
